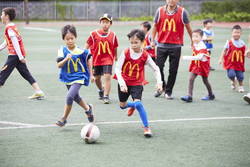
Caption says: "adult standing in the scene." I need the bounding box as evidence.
[151,0,192,99]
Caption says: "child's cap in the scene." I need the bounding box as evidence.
[99,13,113,22]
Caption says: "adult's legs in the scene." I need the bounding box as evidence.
[165,47,181,96]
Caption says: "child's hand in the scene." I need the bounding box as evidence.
[66,54,72,60]
[218,58,223,65]
[120,85,128,93]
[156,83,163,92]
[90,75,95,83]
[150,41,156,49]
[246,50,250,58]
[20,58,26,64]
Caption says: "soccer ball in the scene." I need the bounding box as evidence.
[80,123,100,144]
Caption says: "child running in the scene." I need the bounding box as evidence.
[115,29,162,138]
[140,21,157,61]
[56,25,94,127]
[85,13,118,104]
[181,29,215,102]
[219,25,246,93]
[0,7,44,99]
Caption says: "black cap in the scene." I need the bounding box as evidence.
[99,13,113,22]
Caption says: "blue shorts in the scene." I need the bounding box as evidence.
[227,69,244,81]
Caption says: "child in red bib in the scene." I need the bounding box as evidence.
[181,29,215,102]
[219,25,246,93]
[115,29,162,138]
[85,13,118,104]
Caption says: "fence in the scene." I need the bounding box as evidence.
[0,0,223,20]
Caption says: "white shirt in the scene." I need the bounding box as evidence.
[224,39,245,49]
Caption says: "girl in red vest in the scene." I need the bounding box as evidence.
[0,7,44,99]
[181,29,215,102]
[85,14,118,104]
[219,25,246,93]
[115,29,162,138]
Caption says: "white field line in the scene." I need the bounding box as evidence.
[0,116,250,130]
[23,27,59,32]
[0,121,37,126]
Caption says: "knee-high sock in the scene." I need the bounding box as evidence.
[120,101,136,109]
[135,101,149,128]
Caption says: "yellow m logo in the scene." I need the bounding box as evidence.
[163,18,176,32]
[231,50,243,63]
[67,58,85,73]
[123,62,140,79]
[98,41,111,55]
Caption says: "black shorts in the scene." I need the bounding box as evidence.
[118,84,143,102]
[93,65,112,76]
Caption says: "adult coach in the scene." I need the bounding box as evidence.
[151,0,192,99]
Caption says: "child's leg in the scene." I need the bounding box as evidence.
[95,75,103,91]
[103,73,111,97]
[0,56,18,86]
[235,71,244,86]
[227,69,236,82]
[60,83,82,120]
[188,73,198,96]
[202,76,214,96]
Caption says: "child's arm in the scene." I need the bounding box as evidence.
[115,51,127,92]
[114,48,118,61]
[183,53,209,61]
[57,49,71,68]
[8,29,25,63]
[84,43,90,50]
[0,40,7,52]
[150,24,157,48]
[246,35,250,58]
[87,55,95,83]
[219,49,227,65]
[146,56,163,92]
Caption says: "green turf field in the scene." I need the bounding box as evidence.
[0,22,250,167]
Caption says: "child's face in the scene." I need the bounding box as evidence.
[1,11,8,24]
[204,22,213,29]
[100,19,111,32]
[192,32,202,44]
[232,29,241,40]
[141,26,148,34]
[64,32,76,49]
[129,36,143,52]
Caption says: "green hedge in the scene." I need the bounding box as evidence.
[192,0,250,22]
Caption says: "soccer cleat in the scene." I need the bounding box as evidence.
[28,92,45,100]
[85,104,94,122]
[127,107,135,117]
[56,119,67,127]
[144,127,152,138]
[154,90,163,97]
[103,96,110,104]
[180,95,193,102]
[165,93,174,100]
[243,94,250,104]
[201,94,215,101]
[98,90,104,100]
[238,86,244,93]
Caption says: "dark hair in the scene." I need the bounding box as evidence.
[2,7,16,21]
[192,29,203,37]
[127,29,145,41]
[141,21,151,31]
[203,19,213,26]
[61,25,77,39]
[232,25,242,31]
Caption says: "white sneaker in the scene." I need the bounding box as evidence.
[243,93,250,104]
[164,93,174,100]
[238,86,244,93]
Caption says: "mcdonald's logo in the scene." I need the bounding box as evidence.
[98,41,111,55]
[67,58,85,73]
[231,50,243,63]
[123,61,140,79]
[163,18,176,32]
